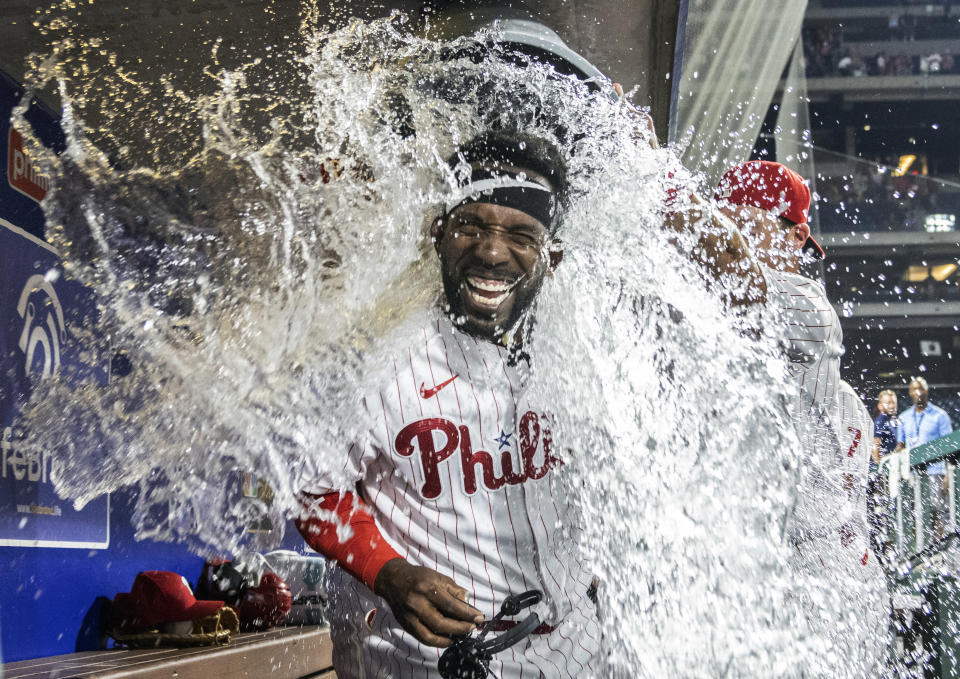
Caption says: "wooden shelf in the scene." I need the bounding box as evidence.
[2,625,335,679]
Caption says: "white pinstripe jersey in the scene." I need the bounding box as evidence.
[309,311,601,679]
[766,269,843,422]
[770,280,890,672]
[835,381,890,671]
[767,269,846,541]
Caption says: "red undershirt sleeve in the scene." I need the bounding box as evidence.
[295,491,402,591]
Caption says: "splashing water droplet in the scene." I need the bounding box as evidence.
[9,11,888,678]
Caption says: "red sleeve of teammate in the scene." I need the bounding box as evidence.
[295,491,402,591]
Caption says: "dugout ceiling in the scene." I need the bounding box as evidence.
[0,1,681,144]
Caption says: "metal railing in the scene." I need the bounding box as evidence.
[880,430,960,569]
[865,429,960,676]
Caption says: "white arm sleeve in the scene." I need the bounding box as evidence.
[837,381,874,516]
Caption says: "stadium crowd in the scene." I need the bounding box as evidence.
[804,24,960,78]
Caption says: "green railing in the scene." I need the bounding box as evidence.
[883,431,960,677]
[910,431,960,469]
[884,430,960,564]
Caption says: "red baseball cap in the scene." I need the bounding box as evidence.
[112,571,225,631]
[714,160,824,259]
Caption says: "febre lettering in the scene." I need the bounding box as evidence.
[1,428,54,484]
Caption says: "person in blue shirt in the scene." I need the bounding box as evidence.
[896,377,954,463]
[896,376,954,540]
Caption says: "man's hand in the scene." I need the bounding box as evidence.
[613,83,658,149]
[664,200,767,307]
[374,558,484,647]
[610,85,766,309]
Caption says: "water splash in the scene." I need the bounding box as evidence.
[14,9,886,677]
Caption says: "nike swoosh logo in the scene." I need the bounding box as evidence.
[420,374,459,399]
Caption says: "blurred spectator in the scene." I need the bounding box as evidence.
[873,389,902,461]
[839,46,868,76]
[896,376,954,540]
[888,12,901,40]
[920,52,943,73]
[899,13,918,41]
[892,172,919,200]
[891,52,914,75]
[874,51,888,74]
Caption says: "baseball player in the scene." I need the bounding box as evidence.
[713,161,840,420]
[713,162,844,533]
[712,162,845,543]
[294,123,774,677]
[296,133,602,679]
[715,162,890,673]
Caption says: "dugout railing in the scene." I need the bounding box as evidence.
[882,429,960,563]
[880,430,960,677]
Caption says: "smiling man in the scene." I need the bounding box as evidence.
[435,143,563,341]
[296,132,600,679]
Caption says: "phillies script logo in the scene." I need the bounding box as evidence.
[394,411,562,499]
[8,128,51,203]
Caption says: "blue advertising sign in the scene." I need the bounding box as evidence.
[0,220,110,548]
[0,70,110,548]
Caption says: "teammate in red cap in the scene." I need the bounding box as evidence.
[714,162,888,673]
[713,158,841,489]
[713,159,839,419]
[714,161,844,522]
[714,160,824,272]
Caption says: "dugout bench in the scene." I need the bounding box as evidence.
[1,625,336,679]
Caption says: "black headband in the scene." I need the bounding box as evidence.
[446,167,557,230]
